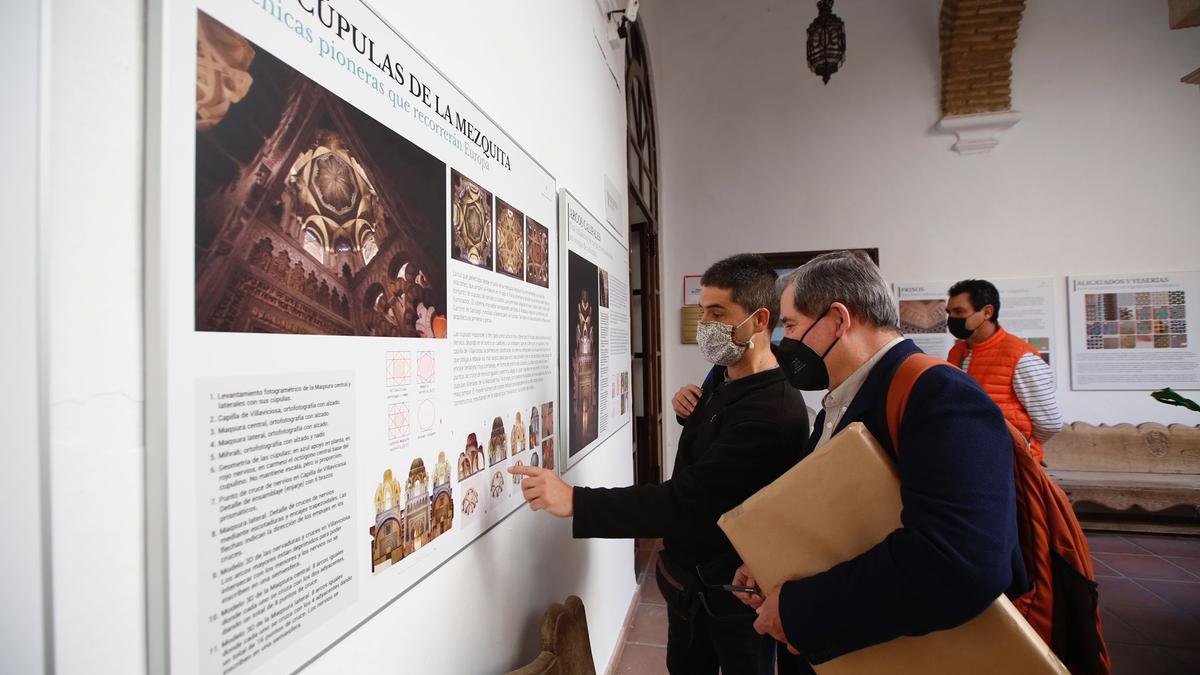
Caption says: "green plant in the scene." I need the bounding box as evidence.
[1150,388,1200,413]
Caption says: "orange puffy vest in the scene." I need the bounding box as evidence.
[948,326,1045,462]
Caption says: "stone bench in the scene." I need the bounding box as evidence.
[1044,422,1200,531]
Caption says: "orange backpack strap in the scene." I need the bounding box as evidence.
[885,352,951,454]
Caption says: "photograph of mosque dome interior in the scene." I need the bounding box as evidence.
[6,1,1200,674]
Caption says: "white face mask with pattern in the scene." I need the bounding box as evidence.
[695,310,760,366]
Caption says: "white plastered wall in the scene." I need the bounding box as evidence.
[639,0,1200,473]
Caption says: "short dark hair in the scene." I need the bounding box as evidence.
[949,279,1001,322]
[701,253,780,331]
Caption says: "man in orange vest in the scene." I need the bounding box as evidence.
[946,279,1062,462]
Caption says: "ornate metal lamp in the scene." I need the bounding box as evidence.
[807,0,846,84]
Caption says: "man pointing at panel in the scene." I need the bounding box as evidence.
[510,254,809,675]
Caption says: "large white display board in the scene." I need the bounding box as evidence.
[895,278,1056,364]
[1067,271,1199,390]
[147,2,558,673]
[559,189,633,472]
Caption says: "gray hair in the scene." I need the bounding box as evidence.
[778,250,899,329]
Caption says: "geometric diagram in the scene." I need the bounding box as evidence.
[388,402,410,440]
[511,459,525,485]
[386,351,412,386]
[461,488,479,516]
[418,399,436,432]
[416,351,436,383]
[490,470,505,498]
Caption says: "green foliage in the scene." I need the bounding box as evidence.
[1150,388,1200,413]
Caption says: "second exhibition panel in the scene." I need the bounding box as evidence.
[559,189,633,471]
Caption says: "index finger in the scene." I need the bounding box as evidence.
[507,465,544,477]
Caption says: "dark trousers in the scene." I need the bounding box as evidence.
[665,600,776,675]
[655,556,816,674]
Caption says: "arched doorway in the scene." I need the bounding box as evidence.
[625,22,663,489]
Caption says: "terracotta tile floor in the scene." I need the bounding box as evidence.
[611,534,1200,674]
[612,539,669,674]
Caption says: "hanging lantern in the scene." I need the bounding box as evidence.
[807,0,846,85]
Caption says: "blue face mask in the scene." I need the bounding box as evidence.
[775,306,839,391]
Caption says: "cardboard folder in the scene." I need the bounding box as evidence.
[717,422,1067,674]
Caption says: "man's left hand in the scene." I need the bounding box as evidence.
[753,587,801,656]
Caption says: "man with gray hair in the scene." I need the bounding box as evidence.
[733,250,1028,669]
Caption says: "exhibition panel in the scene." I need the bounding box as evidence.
[148,2,559,672]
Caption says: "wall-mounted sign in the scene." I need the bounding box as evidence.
[683,275,703,307]
[1067,271,1199,391]
[681,306,703,344]
[560,189,633,471]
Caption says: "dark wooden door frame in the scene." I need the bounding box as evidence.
[625,21,663,486]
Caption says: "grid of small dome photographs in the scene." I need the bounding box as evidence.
[450,402,557,512]
[449,169,550,288]
[1084,291,1188,350]
[368,400,555,573]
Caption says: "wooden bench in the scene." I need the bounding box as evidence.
[1044,422,1200,533]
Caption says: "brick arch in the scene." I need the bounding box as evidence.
[939,0,1026,116]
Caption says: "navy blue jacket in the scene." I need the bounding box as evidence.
[779,339,1029,664]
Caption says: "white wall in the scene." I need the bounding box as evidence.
[37,1,634,674]
[640,0,1200,472]
[1,1,50,673]
[42,0,148,672]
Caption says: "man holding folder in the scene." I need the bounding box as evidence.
[735,250,1029,667]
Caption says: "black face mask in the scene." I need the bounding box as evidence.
[946,309,981,340]
[776,307,840,391]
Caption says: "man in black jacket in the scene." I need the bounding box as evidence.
[511,254,810,675]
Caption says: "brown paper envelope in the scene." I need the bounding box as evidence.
[718,422,1067,675]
